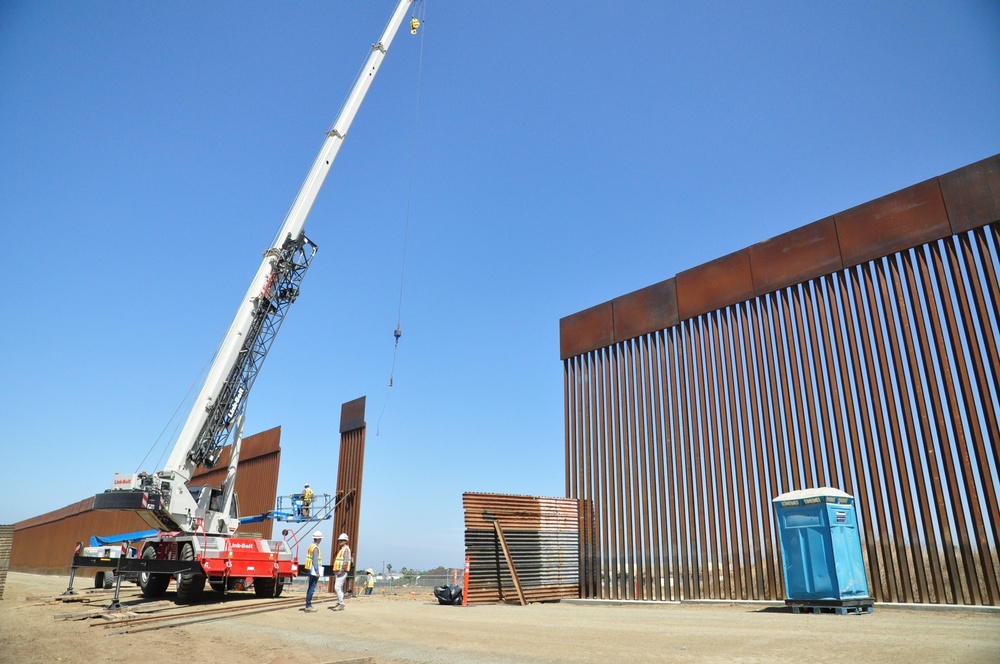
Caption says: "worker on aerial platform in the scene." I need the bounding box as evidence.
[301,483,314,518]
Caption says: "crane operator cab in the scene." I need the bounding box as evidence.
[188,486,240,535]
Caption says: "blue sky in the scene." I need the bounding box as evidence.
[1,1,998,572]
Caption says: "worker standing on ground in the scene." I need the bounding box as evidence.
[365,568,375,595]
[301,483,314,518]
[303,531,323,612]
[330,533,352,610]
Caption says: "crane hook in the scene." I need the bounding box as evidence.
[410,17,420,35]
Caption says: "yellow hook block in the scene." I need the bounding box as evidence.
[410,17,420,35]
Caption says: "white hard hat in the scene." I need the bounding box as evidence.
[313,531,323,539]
[338,533,349,541]
[304,483,310,487]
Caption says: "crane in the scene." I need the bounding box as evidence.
[92,0,419,604]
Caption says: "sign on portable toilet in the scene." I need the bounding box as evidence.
[772,488,870,606]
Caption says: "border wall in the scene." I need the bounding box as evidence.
[561,155,999,606]
[329,397,367,594]
[9,427,282,576]
[0,525,13,599]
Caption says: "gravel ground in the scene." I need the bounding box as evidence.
[1,572,998,663]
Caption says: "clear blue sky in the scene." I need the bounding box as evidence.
[1,1,998,572]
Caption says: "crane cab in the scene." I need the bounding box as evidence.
[189,485,240,534]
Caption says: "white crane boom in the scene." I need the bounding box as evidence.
[96,0,417,538]
[165,0,414,483]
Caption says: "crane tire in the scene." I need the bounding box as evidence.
[175,541,206,604]
[138,546,170,598]
[254,577,283,598]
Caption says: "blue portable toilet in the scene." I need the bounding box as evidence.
[772,488,871,609]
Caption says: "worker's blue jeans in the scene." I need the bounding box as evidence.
[306,574,320,607]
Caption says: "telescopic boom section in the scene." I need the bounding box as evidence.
[95,0,416,535]
[165,0,415,484]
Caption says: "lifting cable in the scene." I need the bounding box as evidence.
[377,0,427,436]
[136,350,215,473]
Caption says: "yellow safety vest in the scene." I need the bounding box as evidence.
[304,542,322,571]
[333,545,352,573]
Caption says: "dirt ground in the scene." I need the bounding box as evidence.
[1,572,998,664]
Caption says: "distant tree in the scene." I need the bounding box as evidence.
[386,563,393,576]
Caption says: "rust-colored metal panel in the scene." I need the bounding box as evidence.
[560,159,1000,607]
[463,492,580,605]
[560,301,614,360]
[939,154,1000,233]
[0,524,13,599]
[192,426,281,539]
[189,426,281,539]
[945,241,1000,603]
[749,217,844,296]
[11,428,282,575]
[611,279,678,343]
[930,243,998,604]
[331,397,366,594]
[835,178,951,267]
[884,256,948,602]
[340,396,366,434]
[675,249,754,321]
[11,499,154,575]
[197,425,280,470]
[563,225,1000,606]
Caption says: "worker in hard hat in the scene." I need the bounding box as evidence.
[364,568,375,595]
[303,530,323,612]
[301,483,314,518]
[330,533,352,611]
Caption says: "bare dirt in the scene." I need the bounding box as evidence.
[1,572,997,664]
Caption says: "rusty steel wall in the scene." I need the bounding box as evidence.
[10,427,282,576]
[0,524,13,599]
[192,426,282,539]
[331,397,366,592]
[463,492,580,604]
[562,155,1000,606]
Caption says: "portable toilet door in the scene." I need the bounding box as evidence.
[772,487,870,602]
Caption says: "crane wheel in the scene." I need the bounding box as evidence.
[138,546,170,598]
[210,578,239,593]
[254,577,283,598]
[175,541,206,604]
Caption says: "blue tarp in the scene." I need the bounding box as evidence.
[89,529,157,546]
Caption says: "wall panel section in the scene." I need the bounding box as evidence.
[10,427,282,576]
[562,155,1000,605]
